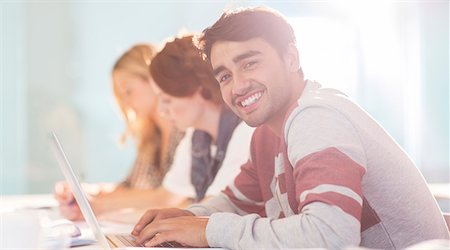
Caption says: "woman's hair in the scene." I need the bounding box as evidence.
[112,44,178,188]
[150,35,223,105]
[112,44,158,148]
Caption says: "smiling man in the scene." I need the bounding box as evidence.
[131,6,449,249]
[210,37,302,129]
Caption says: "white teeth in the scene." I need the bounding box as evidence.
[240,92,262,107]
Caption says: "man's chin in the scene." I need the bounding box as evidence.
[242,118,262,128]
[234,109,264,127]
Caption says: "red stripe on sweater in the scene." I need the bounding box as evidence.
[227,160,264,202]
[361,197,381,231]
[300,192,362,222]
[223,186,266,216]
[293,147,365,203]
[292,147,365,222]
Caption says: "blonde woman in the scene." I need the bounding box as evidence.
[55,44,185,221]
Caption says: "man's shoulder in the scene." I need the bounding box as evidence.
[296,80,353,110]
[284,81,358,132]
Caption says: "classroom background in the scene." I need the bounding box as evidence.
[1,0,448,194]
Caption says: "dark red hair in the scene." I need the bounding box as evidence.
[151,35,223,105]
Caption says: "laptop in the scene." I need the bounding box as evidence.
[50,132,181,249]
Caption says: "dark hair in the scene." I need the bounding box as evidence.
[198,6,296,61]
[150,35,223,105]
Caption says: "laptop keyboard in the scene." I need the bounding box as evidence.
[115,234,184,248]
[115,234,144,247]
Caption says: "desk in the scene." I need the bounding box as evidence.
[1,194,208,250]
[0,194,138,250]
[0,193,58,212]
[2,193,449,249]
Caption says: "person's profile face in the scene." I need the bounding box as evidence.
[113,70,156,118]
[210,37,293,128]
[153,85,205,131]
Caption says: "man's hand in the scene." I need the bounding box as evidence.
[132,208,209,247]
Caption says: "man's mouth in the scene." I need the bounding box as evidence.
[239,91,263,107]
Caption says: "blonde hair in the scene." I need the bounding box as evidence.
[112,44,157,146]
[114,45,161,171]
[111,44,179,188]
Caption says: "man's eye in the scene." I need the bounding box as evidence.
[219,74,231,84]
[244,61,257,69]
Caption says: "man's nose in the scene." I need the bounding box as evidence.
[232,74,252,96]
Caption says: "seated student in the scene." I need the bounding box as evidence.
[150,34,254,203]
[131,7,450,249]
[55,38,254,221]
[55,44,184,221]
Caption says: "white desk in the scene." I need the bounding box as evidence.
[0,194,138,249]
[0,194,58,212]
[2,193,449,249]
[1,194,209,250]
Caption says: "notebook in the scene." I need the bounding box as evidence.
[50,131,181,249]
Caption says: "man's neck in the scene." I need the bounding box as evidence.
[266,78,306,138]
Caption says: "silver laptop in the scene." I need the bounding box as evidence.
[50,132,179,249]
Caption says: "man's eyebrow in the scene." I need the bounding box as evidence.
[212,50,261,77]
[233,50,261,63]
[213,66,226,78]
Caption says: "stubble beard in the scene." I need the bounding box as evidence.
[237,107,270,128]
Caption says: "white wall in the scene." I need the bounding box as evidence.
[1,2,27,194]
[1,0,239,194]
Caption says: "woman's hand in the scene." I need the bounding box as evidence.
[54,181,84,220]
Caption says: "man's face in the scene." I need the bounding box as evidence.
[210,37,296,128]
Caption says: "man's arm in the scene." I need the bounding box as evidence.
[205,202,360,249]
[187,193,242,216]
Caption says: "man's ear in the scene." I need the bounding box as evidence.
[284,43,300,73]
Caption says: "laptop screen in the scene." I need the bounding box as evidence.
[50,132,111,250]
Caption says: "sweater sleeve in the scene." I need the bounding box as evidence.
[205,202,359,249]
[187,192,244,216]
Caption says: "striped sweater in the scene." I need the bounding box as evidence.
[188,80,449,249]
